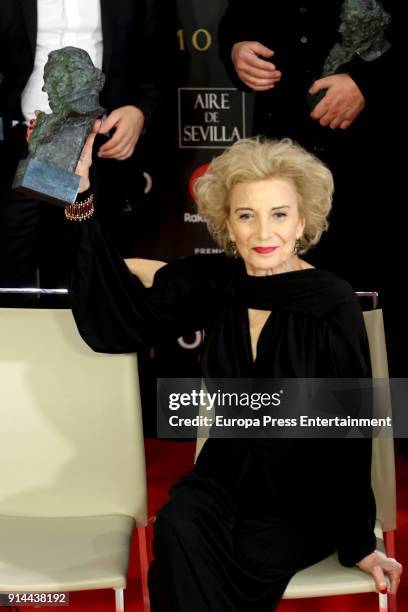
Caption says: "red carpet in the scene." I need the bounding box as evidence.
[2,441,406,611]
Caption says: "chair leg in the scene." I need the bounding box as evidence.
[115,587,125,612]
[379,591,388,612]
[384,531,397,612]
[384,530,396,558]
[138,526,150,611]
[389,594,398,612]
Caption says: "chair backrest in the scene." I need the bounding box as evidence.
[0,308,147,525]
[195,310,396,531]
[363,309,396,531]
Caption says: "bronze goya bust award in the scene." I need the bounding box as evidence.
[307,0,391,109]
[13,46,105,206]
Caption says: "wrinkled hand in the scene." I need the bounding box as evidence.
[97,105,145,160]
[25,109,42,142]
[75,119,101,193]
[27,113,100,194]
[357,550,402,595]
[309,73,365,129]
[231,41,281,91]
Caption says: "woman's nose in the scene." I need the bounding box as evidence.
[255,218,273,241]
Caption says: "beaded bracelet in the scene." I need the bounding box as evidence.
[64,192,95,222]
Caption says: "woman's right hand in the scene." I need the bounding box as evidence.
[75,119,102,193]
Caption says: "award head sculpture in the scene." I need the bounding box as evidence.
[323,0,392,76]
[307,0,391,109]
[13,46,105,206]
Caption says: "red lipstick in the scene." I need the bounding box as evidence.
[252,247,278,254]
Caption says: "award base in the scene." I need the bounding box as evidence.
[12,158,81,206]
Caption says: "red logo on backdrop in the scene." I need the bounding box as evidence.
[189,163,209,202]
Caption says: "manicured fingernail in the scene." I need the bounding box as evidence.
[379,587,387,594]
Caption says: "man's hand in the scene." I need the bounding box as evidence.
[309,73,365,129]
[357,550,402,595]
[98,105,145,160]
[231,41,281,91]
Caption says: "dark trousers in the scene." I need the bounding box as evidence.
[309,134,405,379]
[148,473,337,612]
[0,124,69,304]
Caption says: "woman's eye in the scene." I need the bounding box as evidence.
[238,213,252,220]
[273,212,287,219]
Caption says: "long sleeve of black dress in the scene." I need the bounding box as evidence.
[326,298,377,566]
[69,217,228,353]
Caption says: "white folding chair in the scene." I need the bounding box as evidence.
[282,307,396,611]
[0,308,150,612]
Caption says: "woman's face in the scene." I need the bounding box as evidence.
[226,178,305,276]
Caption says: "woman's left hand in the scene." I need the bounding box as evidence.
[75,119,102,193]
[357,550,402,594]
[27,114,101,194]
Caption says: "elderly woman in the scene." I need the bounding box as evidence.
[67,131,402,611]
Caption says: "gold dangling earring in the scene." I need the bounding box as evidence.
[294,238,301,255]
[226,240,238,259]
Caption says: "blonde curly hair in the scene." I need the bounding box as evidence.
[194,138,334,254]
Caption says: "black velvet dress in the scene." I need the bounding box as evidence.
[69,219,377,611]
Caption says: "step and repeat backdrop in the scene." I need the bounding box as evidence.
[172,0,249,258]
[112,1,254,431]
[119,0,253,262]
